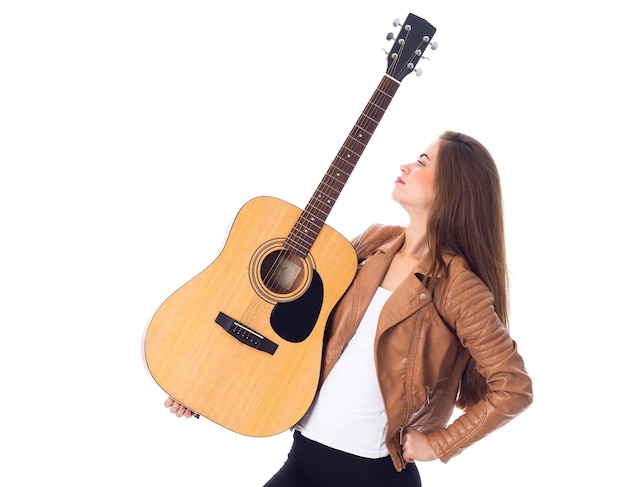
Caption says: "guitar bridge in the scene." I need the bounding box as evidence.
[215,312,278,355]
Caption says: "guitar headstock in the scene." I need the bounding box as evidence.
[386,14,437,82]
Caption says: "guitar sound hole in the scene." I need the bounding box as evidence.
[260,250,304,295]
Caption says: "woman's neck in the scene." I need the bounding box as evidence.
[401,221,429,259]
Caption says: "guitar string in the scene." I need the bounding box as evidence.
[269,18,431,258]
[278,21,431,258]
[238,77,395,336]
[237,27,430,338]
[283,78,390,256]
[251,29,428,295]
[245,74,401,322]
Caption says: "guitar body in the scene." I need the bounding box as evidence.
[144,196,358,437]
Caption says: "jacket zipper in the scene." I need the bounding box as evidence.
[389,279,433,469]
[398,387,431,444]
[398,385,432,468]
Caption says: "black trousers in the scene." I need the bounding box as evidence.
[263,431,421,487]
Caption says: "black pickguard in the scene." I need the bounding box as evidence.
[270,270,323,343]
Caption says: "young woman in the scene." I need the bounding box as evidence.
[165,131,533,486]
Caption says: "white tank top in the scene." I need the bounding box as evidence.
[296,286,393,458]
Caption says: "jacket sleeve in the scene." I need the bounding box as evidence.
[426,268,533,462]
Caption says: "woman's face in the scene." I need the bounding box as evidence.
[391,139,439,216]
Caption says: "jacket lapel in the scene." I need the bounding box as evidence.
[378,276,432,334]
[354,232,433,335]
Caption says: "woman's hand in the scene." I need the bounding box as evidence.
[164,397,197,418]
[401,427,438,463]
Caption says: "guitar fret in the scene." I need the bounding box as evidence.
[319,178,345,196]
[313,191,336,208]
[304,203,332,220]
[357,113,381,131]
[288,231,316,248]
[347,135,369,150]
[338,146,361,159]
[361,104,387,124]
[290,231,320,250]
[285,232,316,256]
[349,125,372,139]
[312,192,338,211]
[353,122,375,139]
[337,157,360,171]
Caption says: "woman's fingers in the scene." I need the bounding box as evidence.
[163,396,198,418]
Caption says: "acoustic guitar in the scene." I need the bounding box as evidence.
[144,13,436,437]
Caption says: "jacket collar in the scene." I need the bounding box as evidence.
[367,229,448,280]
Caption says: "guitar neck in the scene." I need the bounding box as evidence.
[285,75,401,257]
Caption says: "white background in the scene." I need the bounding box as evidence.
[2,1,624,485]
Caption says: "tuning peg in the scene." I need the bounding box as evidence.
[388,17,406,39]
[419,37,439,62]
[417,35,438,51]
[404,60,424,77]
[420,36,439,50]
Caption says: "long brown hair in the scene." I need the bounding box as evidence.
[427,131,508,409]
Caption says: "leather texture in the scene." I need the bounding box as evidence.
[319,224,533,469]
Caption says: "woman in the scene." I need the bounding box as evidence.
[165,131,533,486]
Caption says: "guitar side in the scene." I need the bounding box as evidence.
[144,196,358,437]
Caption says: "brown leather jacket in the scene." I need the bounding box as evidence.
[319,224,533,470]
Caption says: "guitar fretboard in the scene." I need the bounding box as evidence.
[285,75,401,258]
